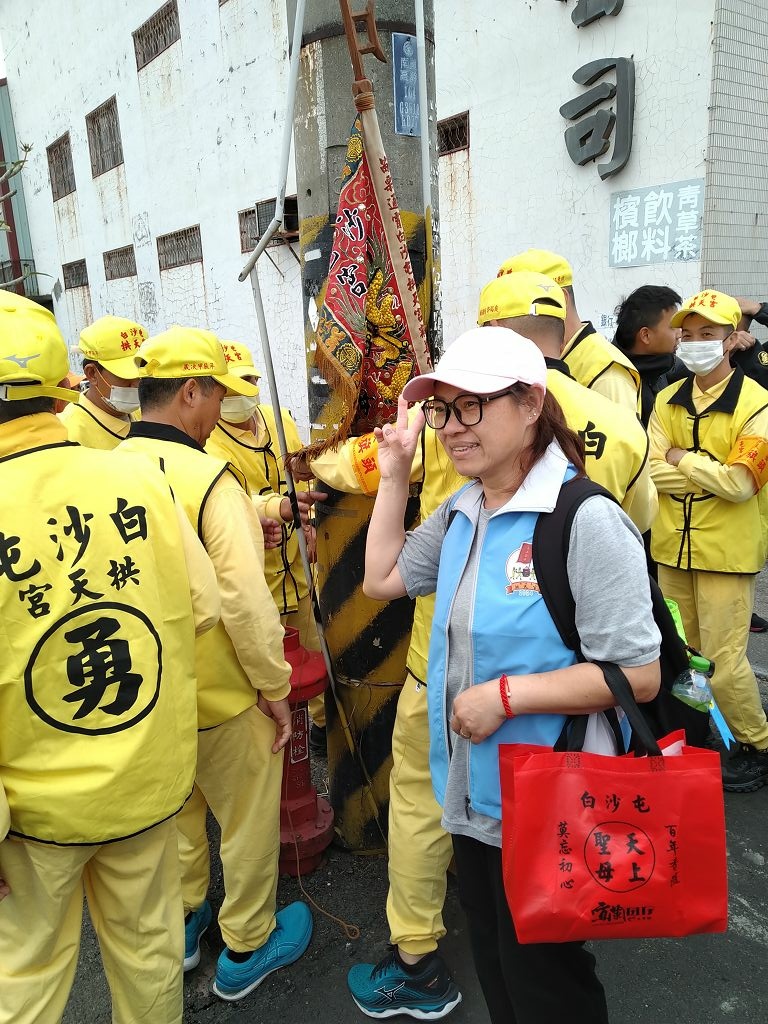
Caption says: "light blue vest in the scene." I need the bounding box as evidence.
[427,479,578,819]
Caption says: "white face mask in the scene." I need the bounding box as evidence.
[677,340,725,376]
[106,386,140,415]
[93,368,139,415]
[221,394,260,423]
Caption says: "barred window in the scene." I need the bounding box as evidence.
[103,245,137,281]
[437,112,470,156]
[157,225,203,271]
[239,196,299,252]
[47,134,76,202]
[86,97,124,178]
[133,1,181,71]
[62,260,89,289]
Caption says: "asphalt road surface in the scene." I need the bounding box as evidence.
[61,575,768,1024]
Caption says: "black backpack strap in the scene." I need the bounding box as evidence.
[535,477,632,753]
[532,476,617,655]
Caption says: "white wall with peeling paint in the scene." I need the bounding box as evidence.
[434,0,716,343]
[0,0,309,430]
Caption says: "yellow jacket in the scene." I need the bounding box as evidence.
[206,406,308,614]
[564,322,642,415]
[547,361,656,533]
[650,369,768,573]
[311,365,654,680]
[120,423,291,728]
[0,414,218,845]
[59,391,132,449]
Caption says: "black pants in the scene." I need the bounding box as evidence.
[451,835,609,1024]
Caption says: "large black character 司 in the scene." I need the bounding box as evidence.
[560,57,635,180]
[62,616,143,720]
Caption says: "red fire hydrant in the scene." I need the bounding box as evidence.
[279,627,335,875]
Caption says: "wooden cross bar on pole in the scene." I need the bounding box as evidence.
[338,0,386,84]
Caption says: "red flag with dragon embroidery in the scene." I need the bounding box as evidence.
[304,107,431,458]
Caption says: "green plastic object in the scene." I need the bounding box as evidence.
[689,653,713,675]
[664,597,714,675]
[664,598,687,641]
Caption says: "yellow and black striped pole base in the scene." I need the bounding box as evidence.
[315,487,419,852]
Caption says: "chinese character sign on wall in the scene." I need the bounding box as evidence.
[392,33,420,137]
[558,1,634,180]
[560,58,635,180]
[571,0,624,28]
[609,179,704,268]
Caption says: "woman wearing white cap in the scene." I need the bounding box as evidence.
[363,327,661,1024]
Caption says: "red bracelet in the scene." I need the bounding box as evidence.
[499,674,516,719]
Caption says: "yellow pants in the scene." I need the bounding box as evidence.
[176,704,283,952]
[659,566,768,750]
[283,593,326,729]
[386,673,453,956]
[0,819,183,1024]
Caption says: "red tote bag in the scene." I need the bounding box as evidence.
[499,664,728,944]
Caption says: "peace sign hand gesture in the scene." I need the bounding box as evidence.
[373,397,425,486]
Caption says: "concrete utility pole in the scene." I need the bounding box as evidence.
[288,0,438,852]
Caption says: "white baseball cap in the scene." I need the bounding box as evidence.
[401,326,547,402]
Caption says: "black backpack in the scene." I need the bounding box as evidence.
[531,476,712,749]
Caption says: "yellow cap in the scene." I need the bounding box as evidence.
[497,249,574,288]
[670,290,741,330]
[478,271,567,325]
[135,326,259,397]
[220,340,262,380]
[0,289,76,403]
[78,316,147,379]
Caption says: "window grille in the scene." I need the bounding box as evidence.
[103,245,137,281]
[157,225,203,270]
[133,1,181,71]
[62,260,89,289]
[46,134,76,201]
[437,112,470,156]
[0,259,37,295]
[239,196,299,252]
[86,97,124,178]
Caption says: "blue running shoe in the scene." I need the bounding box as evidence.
[212,901,313,1001]
[184,901,212,972]
[348,949,462,1020]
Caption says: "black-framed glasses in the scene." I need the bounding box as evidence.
[422,387,517,429]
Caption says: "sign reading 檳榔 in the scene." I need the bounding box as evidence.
[609,179,704,268]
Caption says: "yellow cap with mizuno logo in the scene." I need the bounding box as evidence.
[478,271,567,325]
[0,289,77,403]
[497,249,574,288]
[135,326,259,397]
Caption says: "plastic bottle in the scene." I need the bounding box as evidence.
[671,668,713,712]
